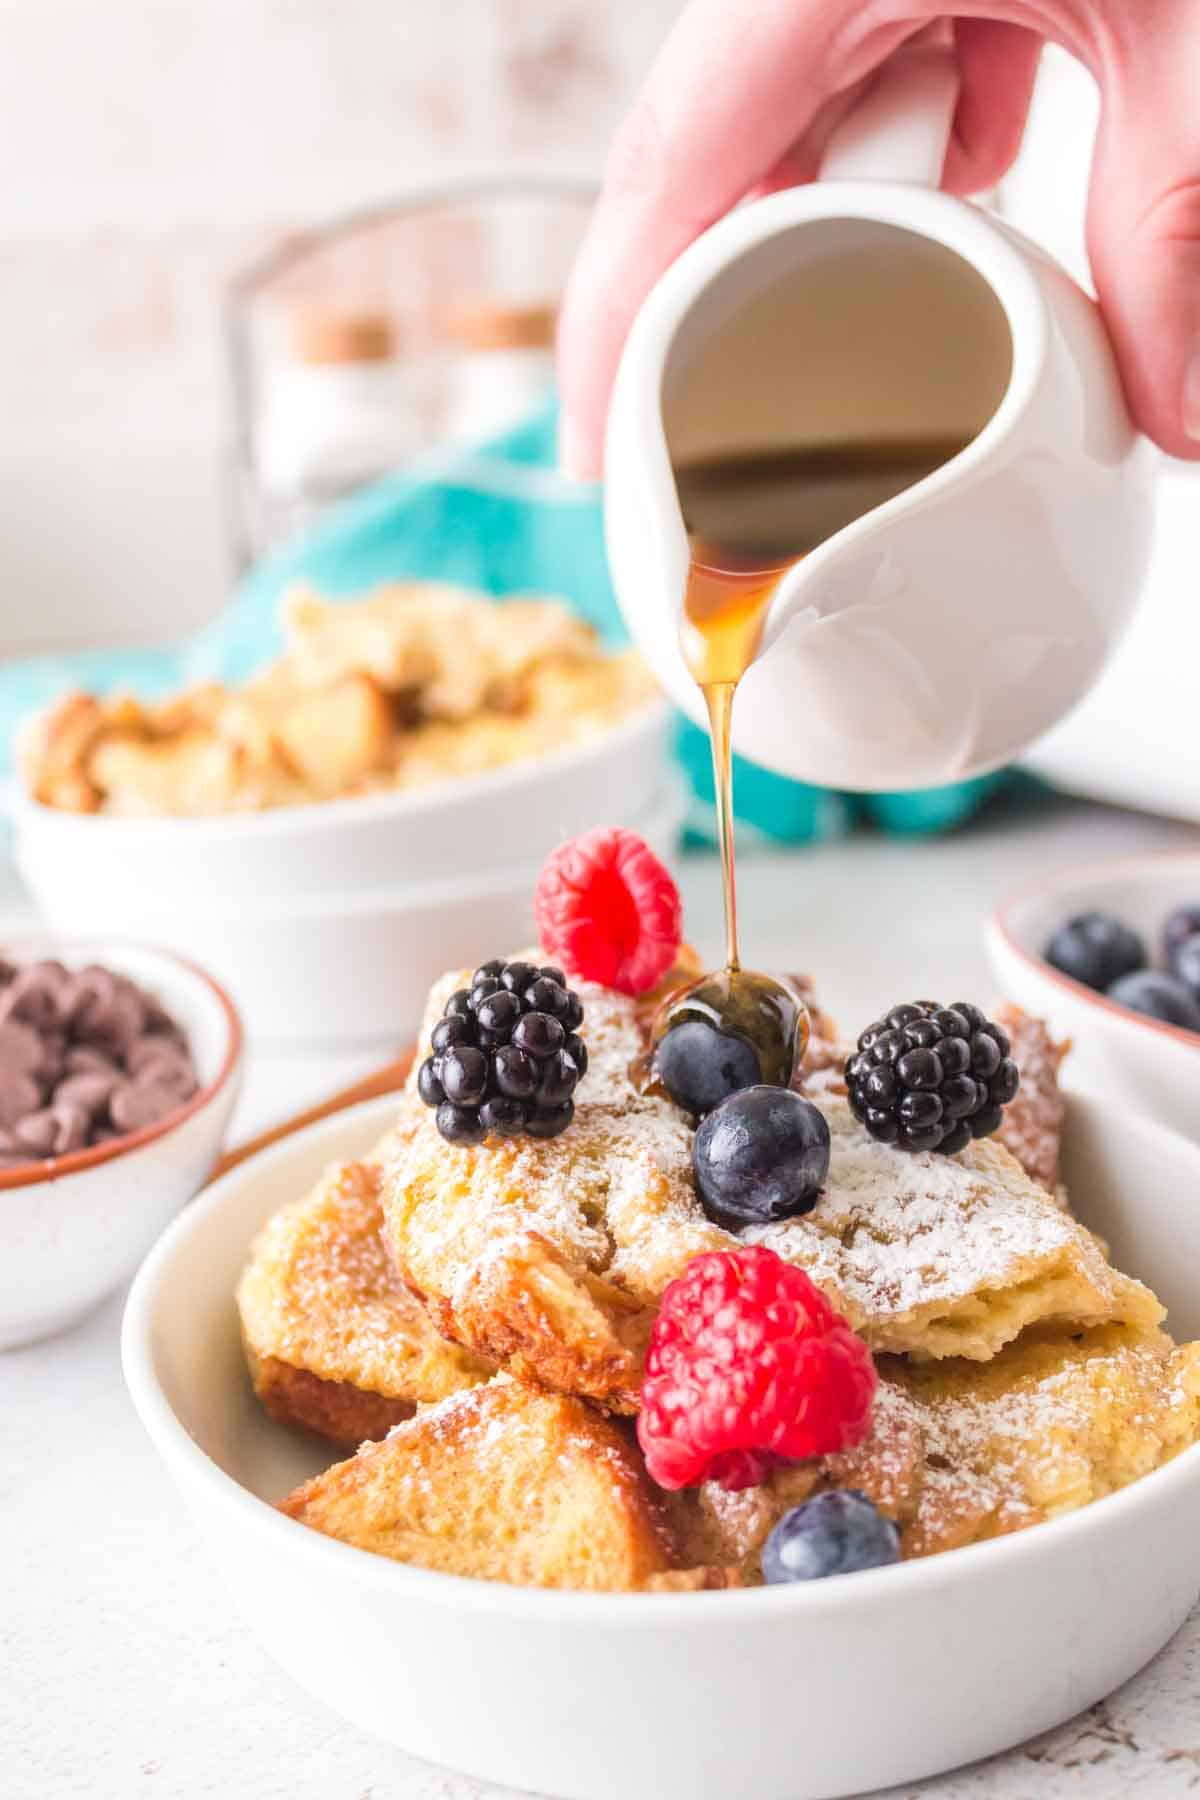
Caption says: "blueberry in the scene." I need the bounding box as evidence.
[435,1102,485,1145]
[440,1046,488,1106]
[1164,905,1200,970]
[692,1086,831,1228]
[493,1044,538,1100]
[1045,912,1145,992]
[762,1490,900,1584]
[653,1019,761,1117]
[1107,971,1200,1033]
[417,1057,445,1107]
[512,1012,564,1060]
[1176,936,1200,1001]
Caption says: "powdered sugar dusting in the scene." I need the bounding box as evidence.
[384,963,1157,1363]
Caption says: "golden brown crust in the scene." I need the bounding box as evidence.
[238,1152,491,1443]
[278,1378,678,1590]
[247,1350,416,1450]
[993,1003,1069,1194]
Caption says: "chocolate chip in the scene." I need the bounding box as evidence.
[52,1071,116,1120]
[50,1101,89,1153]
[14,1109,58,1155]
[0,966,65,1033]
[109,1075,186,1134]
[0,1070,43,1129]
[0,1020,45,1076]
[75,985,146,1059]
[64,1045,118,1078]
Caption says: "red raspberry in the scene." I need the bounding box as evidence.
[534,827,683,997]
[637,1246,877,1491]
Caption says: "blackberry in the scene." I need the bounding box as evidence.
[418,959,586,1144]
[844,1001,1019,1155]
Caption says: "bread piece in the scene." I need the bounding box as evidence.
[669,1324,1200,1575]
[237,1155,491,1447]
[381,968,1162,1410]
[278,1378,677,1590]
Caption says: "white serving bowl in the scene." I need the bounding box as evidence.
[9,701,670,903]
[2,939,242,1350]
[986,847,1200,1142]
[18,774,686,1047]
[123,1088,1200,1800]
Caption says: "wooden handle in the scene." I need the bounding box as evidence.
[213,1047,416,1178]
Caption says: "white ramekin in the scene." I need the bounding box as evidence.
[123,1087,1200,1800]
[986,846,1200,1142]
[2,938,242,1349]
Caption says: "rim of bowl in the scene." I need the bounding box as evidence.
[121,1087,1200,1624]
[10,698,669,840]
[0,940,243,1191]
[992,845,1200,1056]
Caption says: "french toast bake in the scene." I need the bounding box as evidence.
[21,583,656,817]
[237,1151,491,1447]
[378,970,1156,1411]
[243,829,1200,1594]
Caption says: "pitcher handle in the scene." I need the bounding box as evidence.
[819,30,958,188]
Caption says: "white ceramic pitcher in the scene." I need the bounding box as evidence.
[604,39,1155,792]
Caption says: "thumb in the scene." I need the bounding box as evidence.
[1086,16,1200,459]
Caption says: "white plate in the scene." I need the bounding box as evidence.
[123,1088,1200,1800]
[986,847,1200,1142]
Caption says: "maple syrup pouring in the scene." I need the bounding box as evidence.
[650,440,967,1092]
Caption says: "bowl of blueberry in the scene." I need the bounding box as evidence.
[987,848,1200,1142]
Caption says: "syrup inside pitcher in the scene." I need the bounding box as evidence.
[648,235,1012,1085]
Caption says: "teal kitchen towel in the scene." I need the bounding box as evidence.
[0,401,1006,838]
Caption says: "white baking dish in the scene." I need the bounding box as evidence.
[8,699,670,902]
[21,774,685,1046]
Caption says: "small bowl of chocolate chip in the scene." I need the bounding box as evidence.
[0,940,242,1349]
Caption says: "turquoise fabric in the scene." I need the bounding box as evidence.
[0,401,1007,837]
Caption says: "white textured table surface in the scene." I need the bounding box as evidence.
[5,793,1200,1800]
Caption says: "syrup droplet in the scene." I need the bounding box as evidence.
[649,968,809,1097]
